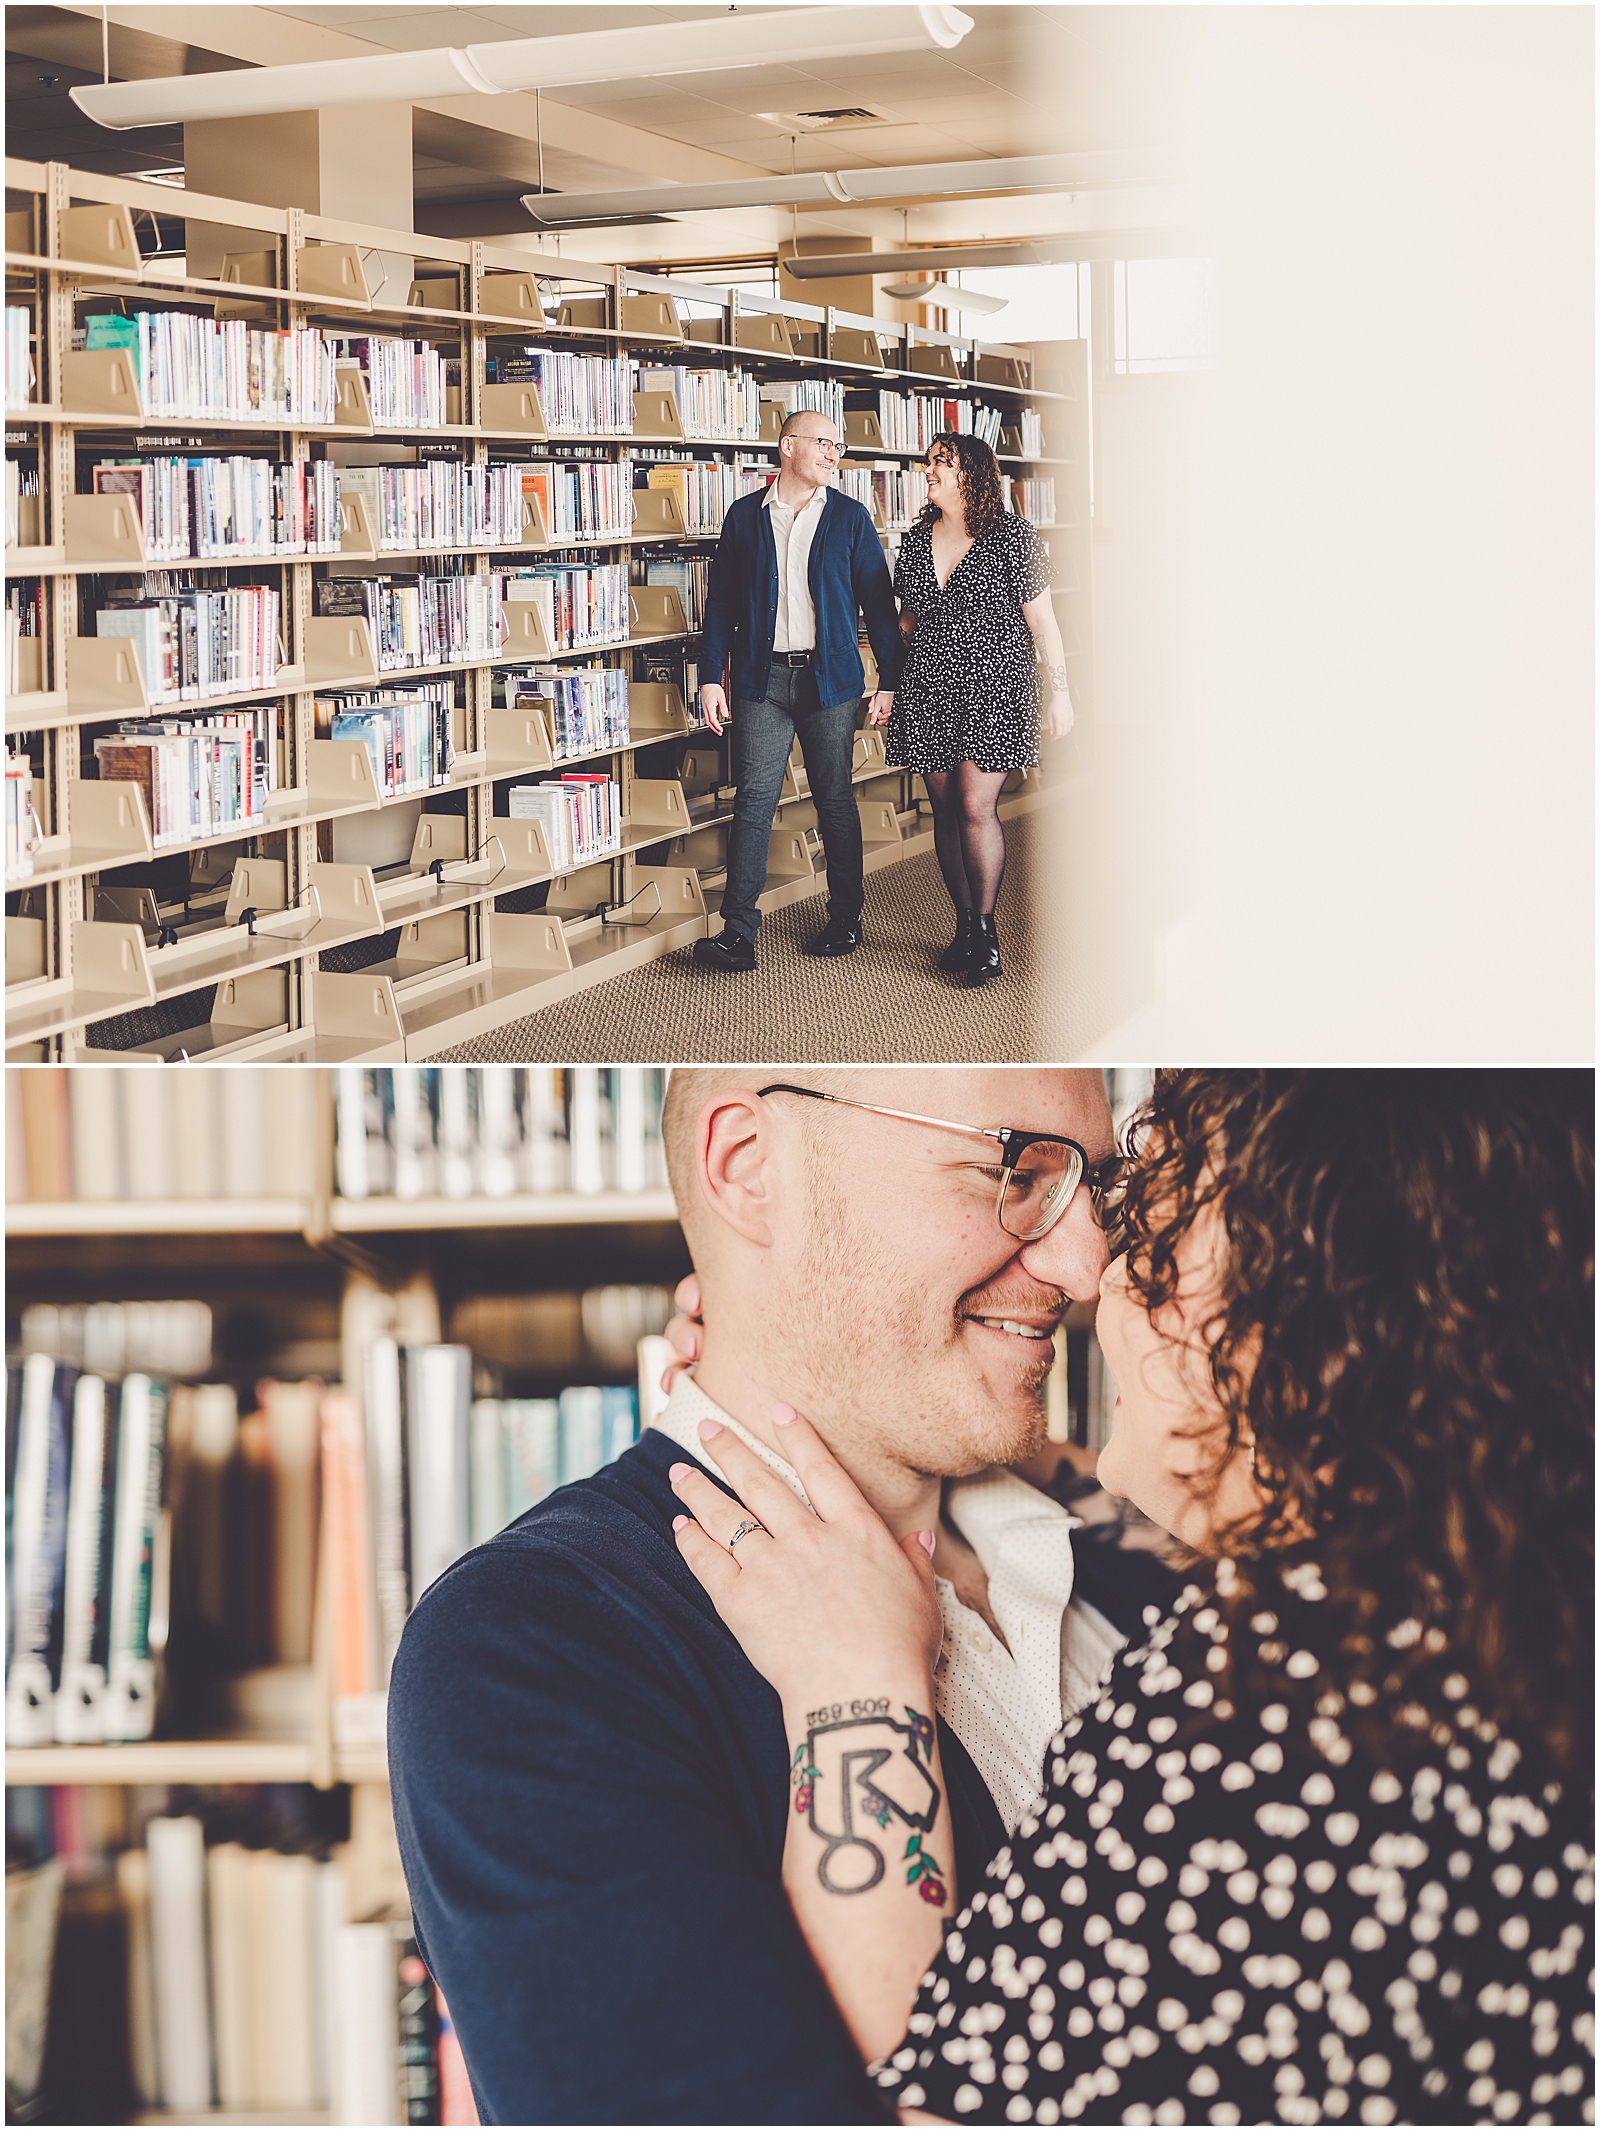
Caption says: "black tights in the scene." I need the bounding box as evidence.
[923,763,1009,917]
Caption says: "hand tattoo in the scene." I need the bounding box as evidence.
[792,1703,944,1899]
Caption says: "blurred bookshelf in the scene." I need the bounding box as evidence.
[5,1063,686,2125]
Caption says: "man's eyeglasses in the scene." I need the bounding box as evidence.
[757,1083,1125,1247]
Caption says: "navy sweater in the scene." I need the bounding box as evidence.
[697,485,905,711]
[387,1429,1007,2125]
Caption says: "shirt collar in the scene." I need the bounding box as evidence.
[764,480,829,520]
[648,1377,813,1505]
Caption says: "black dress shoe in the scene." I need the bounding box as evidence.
[966,912,1002,987]
[802,914,862,958]
[938,910,978,973]
[693,929,756,972]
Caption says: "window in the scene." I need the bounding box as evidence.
[953,260,1091,348]
[1112,258,1215,375]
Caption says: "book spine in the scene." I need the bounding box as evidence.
[395,1925,441,2126]
[5,1354,75,1746]
[147,1815,215,2112]
[103,1373,168,1741]
[365,1338,410,1687]
[56,1373,111,1742]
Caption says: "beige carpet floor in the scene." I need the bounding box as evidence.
[436,811,1084,1064]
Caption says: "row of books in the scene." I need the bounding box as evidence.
[1017,407,1047,457]
[336,338,448,430]
[873,389,1004,454]
[837,460,929,530]
[6,1064,322,1205]
[315,570,501,670]
[510,664,630,760]
[522,455,633,541]
[5,304,33,410]
[94,714,270,845]
[116,1820,473,2122]
[645,555,712,633]
[640,363,762,442]
[337,460,525,552]
[6,456,41,548]
[5,747,37,879]
[320,681,457,799]
[644,458,769,535]
[16,1301,214,1377]
[79,311,338,426]
[94,579,282,702]
[762,374,849,431]
[492,558,630,652]
[1012,477,1057,524]
[6,1359,169,1745]
[498,346,633,433]
[507,771,621,870]
[332,1066,668,1200]
[88,454,343,560]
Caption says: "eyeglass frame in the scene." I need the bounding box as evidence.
[755,1082,1121,1244]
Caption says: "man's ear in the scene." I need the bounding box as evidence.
[697,1089,782,1249]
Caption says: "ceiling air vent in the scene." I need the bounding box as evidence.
[756,106,895,133]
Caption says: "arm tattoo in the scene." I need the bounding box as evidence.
[1048,664,1067,691]
[791,1702,946,1901]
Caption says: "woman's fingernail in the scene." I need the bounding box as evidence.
[668,1462,691,1482]
[919,1529,936,1556]
[697,1417,723,1440]
[672,1515,689,1531]
[772,1402,797,1426]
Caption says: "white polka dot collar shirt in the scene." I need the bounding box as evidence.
[650,1378,1126,1836]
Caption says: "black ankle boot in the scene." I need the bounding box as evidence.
[966,912,1002,987]
[938,910,977,973]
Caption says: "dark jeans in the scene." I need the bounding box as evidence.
[720,662,863,943]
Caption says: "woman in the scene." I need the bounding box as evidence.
[885,433,1073,986]
[670,1072,1594,2125]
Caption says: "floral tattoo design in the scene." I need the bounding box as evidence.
[791,1701,945,1900]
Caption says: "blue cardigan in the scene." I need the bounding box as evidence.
[387,1428,1007,2125]
[698,484,904,711]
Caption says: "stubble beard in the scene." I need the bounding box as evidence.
[781,1173,1056,1480]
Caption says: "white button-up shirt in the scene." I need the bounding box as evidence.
[764,479,828,652]
[649,1378,1126,1834]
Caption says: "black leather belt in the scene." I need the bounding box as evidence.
[775,650,813,666]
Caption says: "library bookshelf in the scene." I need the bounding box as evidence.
[5,157,1089,1062]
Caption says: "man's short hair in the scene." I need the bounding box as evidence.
[779,410,837,445]
[660,1067,873,1252]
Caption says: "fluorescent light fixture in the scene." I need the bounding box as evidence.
[70,5,971,130]
[786,240,1086,279]
[520,152,1144,230]
[882,278,1008,313]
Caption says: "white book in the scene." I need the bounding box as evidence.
[119,1067,173,1200]
[207,1842,254,2111]
[174,1065,220,1199]
[365,1338,410,1686]
[146,1816,214,2112]
[95,605,163,696]
[476,1066,517,1198]
[104,1373,166,1741]
[390,1067,432,1199]
[436,1068,474,1199]
[522,1067,568,1194]
[117,1848,160,2108]
[5,1353,66,1746]
[220,1066,270,1199]
[313,1856,350,2109]
[469,1397,504,1546]
[504,1397,560,1520]
[568,1067,604,1195]
[334,1065,369,1200]
[613,1067,647,1195]
[69,1066,122,1200]
[636,1333,676,1435]
[56,1374,112,1742]
[332,1921,400,2127]
[558,1384,606,1486]
[405,1344,472,1603]
[266,1064,320,1200]
[271,1851,320,2109]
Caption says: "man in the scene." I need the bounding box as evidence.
[692,412,902,970]
[388,1069,1151,2123]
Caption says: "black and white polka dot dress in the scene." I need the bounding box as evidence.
[889,512,1052,774]
[872,1563,1596,2126]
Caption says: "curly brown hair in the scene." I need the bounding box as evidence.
[1116,1069,1593,1786]
[921,431,1007,540]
